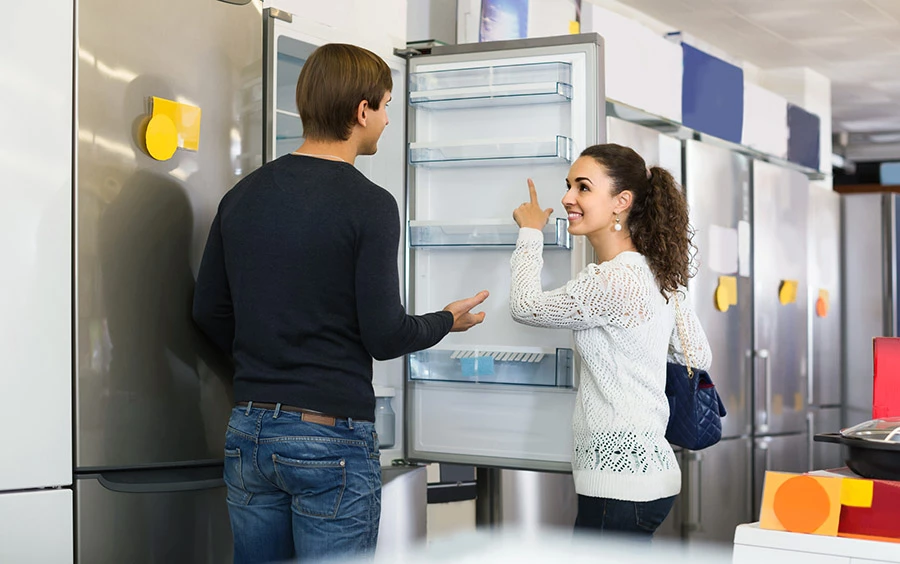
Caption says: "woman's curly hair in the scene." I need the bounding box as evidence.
[580,144,696,298]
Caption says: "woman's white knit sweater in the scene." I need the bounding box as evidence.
[510,228,712,502]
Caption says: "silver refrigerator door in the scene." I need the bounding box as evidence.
[753,433,809,517]
[808,188,842,408]
[810,407,843,470]
[752,161,810,436]
[684,140,753,439]
[683,437,753,544]
[75,466,231,563]
[75,0,263,469]
[842,194,895,428]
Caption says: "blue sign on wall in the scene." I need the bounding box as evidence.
[787,103,820,171]
[681,43,744,144]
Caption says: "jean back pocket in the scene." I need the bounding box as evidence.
[272,453,347,519]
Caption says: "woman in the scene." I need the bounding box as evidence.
[510,143,712,537]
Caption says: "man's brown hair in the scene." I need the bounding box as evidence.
[295,43,393,142]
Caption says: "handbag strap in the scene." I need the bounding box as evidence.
[673,291,694,379]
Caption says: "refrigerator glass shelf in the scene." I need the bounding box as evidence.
[410,61,571,105]
[409,82,573,109]
[409,347,574,388]
[276,110,303,140]
[408,218,571,249]
[409,136,573,167]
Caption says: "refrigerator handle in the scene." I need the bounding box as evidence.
[756,349,771,430]
[806,411,815,471]
[93,465,225,494]
[684,451,702,534]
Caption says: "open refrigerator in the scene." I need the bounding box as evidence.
[265,7,605,477]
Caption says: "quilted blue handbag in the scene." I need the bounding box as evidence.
[664,295,727,451]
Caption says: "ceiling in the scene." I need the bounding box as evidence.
[612,0,900,135]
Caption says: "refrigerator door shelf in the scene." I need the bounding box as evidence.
[409,82,572,110]
[409,218,571,249]
[409,347,574,388]
[409,136,574,167]
[409,61,572,110]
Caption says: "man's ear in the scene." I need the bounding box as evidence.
[356,99,369,127]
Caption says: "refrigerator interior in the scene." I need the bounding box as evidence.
[405,37,604,471]
[751,161,810,437]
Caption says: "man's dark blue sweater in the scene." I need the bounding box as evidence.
[193,154,452,421]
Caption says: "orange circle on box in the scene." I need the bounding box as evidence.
[773,475,831,534]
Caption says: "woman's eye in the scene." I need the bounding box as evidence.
[579,184,589,192]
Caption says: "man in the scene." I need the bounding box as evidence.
[193,43,488,563]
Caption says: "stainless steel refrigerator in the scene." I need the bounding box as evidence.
[750,160,811,515]
[843,193,900,429]
[680,139,755,544]
[74,0,262,561]
[808,188,843,470]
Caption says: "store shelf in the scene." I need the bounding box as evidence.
[606,99,827,181]
[409,136,573,167]
[409,346,574,388]
[409,218,571,249]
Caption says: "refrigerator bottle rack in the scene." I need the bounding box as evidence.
[408,218,571,249]
[408,61,573,110]
[408,346,574,388]
[408,136,574,167]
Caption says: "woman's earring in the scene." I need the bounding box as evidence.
[614,214,622,232]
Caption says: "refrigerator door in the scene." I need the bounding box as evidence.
[0,490,74,564]
[842,194,895,428]
[263,9,410,465]
[75,0,262,469]
[753,434,809,517]
[685,140,753,439]
[752,161,810,436]
[683,438,753,544]
[75,466,231,563]
[1,0,73,490]
[808,188,842,407]
[810,407,843,471]
[405,36,604,471]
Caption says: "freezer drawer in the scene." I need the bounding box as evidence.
[75,465,232,564]
[682,437,753,544]
[0,489,73,564]
[753,434,810,517]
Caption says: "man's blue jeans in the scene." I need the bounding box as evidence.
[223,404,382,563]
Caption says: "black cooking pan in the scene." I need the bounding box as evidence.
[814,433,900,481]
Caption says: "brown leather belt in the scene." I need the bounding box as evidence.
[236,401,337,426]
